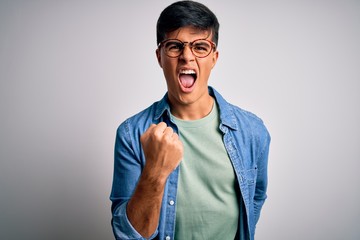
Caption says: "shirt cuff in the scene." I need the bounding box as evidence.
[112,202,159,240]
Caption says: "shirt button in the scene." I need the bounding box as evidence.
[169,200,175,206]
[165,236,171,240]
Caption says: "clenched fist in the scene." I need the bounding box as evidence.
[140,122,183,181]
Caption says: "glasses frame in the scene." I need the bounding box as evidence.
[158,38,217,58]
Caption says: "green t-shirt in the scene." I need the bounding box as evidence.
[172,103,239,240]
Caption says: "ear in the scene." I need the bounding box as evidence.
[211,50,219,69]
[156,48,163,68]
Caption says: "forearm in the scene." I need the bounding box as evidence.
[127,169,167,238]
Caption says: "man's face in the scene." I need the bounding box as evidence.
[156,26,218,109]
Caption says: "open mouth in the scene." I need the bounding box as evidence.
[179,69,197,89]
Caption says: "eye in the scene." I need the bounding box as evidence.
[192,42,211,52]
[165,41,183,52]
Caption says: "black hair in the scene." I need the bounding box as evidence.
[156,1,220,46]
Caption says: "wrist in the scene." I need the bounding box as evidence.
[139,167,167,193]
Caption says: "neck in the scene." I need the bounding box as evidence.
[170,95,214,121]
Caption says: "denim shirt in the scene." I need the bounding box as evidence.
[110,87,271,240]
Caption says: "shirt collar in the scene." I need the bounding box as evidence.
[154,92,171,121]
[154,86,238,131]
[210,87,239,131]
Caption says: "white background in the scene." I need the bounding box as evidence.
[1,1,359,239]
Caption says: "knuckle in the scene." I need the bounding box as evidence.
[153,129,163,138]
[158,122,167,128]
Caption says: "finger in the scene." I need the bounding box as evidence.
[172,132,179,140]
[156,122,167,132]
[163,127,174,137]
[152,122,167,137]
[144,124,156,133]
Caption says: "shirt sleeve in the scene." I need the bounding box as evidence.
[110,121,159,240]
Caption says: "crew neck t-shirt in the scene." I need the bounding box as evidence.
[171,103,239,240]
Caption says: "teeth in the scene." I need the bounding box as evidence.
[180,69,196,75]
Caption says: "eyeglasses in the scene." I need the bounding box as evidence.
[158,39,216,58]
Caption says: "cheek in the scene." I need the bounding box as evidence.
[162,59,177,74]
[161,62,178,83]
[199,61,214,78]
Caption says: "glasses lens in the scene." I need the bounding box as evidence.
[191,40,212,57]
[163,40,183,57]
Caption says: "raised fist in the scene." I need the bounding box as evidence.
[140,122,183,181]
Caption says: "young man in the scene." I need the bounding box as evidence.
[110,1,270,240]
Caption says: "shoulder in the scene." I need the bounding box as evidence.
[232,104,266,130]
[231,105,271,145]
[212,87,270,143]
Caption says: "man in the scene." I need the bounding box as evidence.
[110,1,270,240]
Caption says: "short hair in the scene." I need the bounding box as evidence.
[156,1,220,46]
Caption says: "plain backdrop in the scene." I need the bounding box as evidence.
[1,0,359,239]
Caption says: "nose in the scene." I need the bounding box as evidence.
[179,43,195,62]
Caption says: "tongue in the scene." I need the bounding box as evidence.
[179,74,195,88]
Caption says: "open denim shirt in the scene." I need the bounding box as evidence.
[110,87,271,240]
